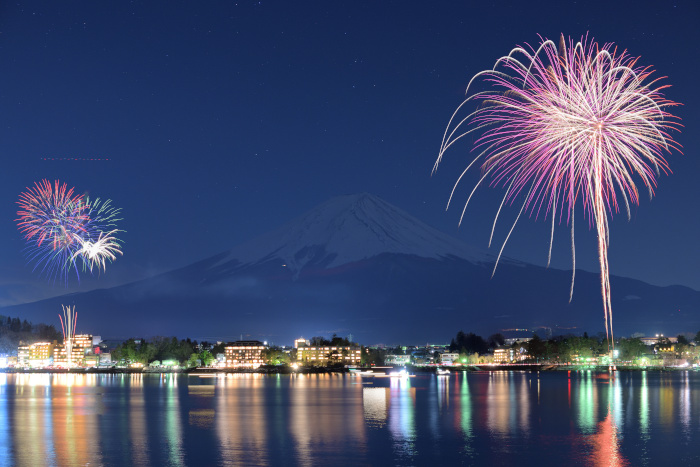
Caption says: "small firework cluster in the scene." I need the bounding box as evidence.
[16,179,123,282]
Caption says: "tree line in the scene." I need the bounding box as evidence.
[447,329,700,364]
[111,337,223,367]
[0,315,63,354]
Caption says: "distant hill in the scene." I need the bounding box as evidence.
[1,193,697,344]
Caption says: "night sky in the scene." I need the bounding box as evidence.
[0,1,697,310]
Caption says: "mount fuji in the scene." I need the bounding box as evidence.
[2,193,698,344]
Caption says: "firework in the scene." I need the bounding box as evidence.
[59,305,78,368]
[73,197,124,273]
[17,180,90,279]
[16,180,124,281]
[434,34,681,352]
[73,230,123,272]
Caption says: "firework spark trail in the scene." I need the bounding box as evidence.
[59,305,77,368]
[16,180,124,282]
[434,34,681,353]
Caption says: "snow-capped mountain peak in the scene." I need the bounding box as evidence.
[217,193,495,273]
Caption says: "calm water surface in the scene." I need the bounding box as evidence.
[0,370,699,466]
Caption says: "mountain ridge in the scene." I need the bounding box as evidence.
[1,193,697,343]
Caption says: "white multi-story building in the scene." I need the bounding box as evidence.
[224,341,268,369]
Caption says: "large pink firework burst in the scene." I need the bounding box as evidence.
[434,34,682,352]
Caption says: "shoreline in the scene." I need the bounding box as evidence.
[0,364,694,375]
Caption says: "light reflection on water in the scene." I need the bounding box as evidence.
[164,375,184,467]
[577,371,598,433]
[216,373,268,465]
[387,377,415,460]
[0,371,699,465]
[456,371,473,458]
[362,387,388,427]
[289,373,366,466]
[129,375,149,466]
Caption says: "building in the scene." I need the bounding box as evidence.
[99,353,112,367]
[294,337,310,348]
[17,346,29,367]
[640,336,677,346]
[83,355,100,367]
[53,345,87,367]
[296,344,362,366]
[440,353,460,365]
[53,335,94,367]
[655,342,676,354]
[73,334,94,351]
[493,348,514,364]
[28,342,54,368]
[224,341,268,369]
[384,354,411,366]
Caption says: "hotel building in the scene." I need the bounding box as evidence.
[296,344,362,366]
[493,348,514,364]
[28,342,54,368]
[53,334,94,367]
[224,340,268,369]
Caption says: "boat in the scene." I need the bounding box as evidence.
[388,369,413,379]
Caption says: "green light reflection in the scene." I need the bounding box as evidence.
[576,371,596,433]
[165,375,184,466]
[459,371,474,458]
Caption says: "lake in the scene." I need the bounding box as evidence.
[0,370,699,466]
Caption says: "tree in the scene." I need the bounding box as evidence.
[212,342,226,356]
[199,350,215,366]
[487,333,505,348]
[262,348,290,365]
[362,347,386,366]
[186,353,201,368]
[113,338,140,364]
[330,334,351,346]
[616,338,648,361]
[311,336,330,346]
[449,331,488,354]
[527,335,546,362]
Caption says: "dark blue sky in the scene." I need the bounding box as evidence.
[0,0,697,307]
